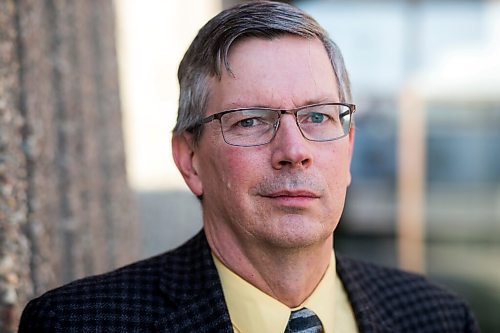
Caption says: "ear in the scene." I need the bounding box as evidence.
[172,132,203,196]
[346,126,355,186]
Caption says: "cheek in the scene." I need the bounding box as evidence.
[201,144,264,198]
[222,149,263,192]
[322,144,352,188]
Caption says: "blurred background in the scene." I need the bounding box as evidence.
[115,0,500,331]
[1,0,498,331]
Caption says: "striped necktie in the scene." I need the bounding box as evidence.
[285,307,323,333]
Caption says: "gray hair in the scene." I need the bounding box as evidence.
[174,0,352,143]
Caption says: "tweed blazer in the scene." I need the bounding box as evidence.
[19,230,479,332]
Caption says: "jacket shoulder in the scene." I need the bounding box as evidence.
[337,255,479,333]
[19,233,211,333]
[18,243,186,332]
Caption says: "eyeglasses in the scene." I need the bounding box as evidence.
[197,102,355,147]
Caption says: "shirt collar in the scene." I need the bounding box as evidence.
[212,251,336,333]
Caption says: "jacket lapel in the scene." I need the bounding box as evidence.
[154,231,233,333]
[153,232,397,332]
[337,255,396,333]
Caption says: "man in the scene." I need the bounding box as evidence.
[20,1,478,332]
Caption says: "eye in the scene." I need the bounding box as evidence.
[309,112,326,124]
[222,109,277,133]
[299,111,329,124]
[238,118,259,127]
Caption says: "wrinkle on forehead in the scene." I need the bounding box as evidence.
[207,36,339,114]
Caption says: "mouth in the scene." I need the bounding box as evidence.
[262,190,320,207]
[266,190,320,198]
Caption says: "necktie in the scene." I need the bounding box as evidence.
[285,307,323,333]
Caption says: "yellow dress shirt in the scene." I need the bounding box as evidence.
[212,251,359,333]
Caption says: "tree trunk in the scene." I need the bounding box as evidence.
[0,1,138,331]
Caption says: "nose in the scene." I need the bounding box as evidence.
[270,114,313,170]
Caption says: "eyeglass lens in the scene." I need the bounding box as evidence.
[219,104,351,147]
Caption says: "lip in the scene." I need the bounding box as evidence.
[266,190,320,198]
[262,190,320,206]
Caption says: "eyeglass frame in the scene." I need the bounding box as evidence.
[190,102,356,147]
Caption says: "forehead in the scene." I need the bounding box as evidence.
[207,36,339,113]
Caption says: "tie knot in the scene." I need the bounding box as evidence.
[285,307,323,333]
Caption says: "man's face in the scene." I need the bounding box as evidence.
[174,36,354,251]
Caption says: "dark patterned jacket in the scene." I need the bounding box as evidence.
[19,230,479,332]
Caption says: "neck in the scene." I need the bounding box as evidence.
[206,225,333,308]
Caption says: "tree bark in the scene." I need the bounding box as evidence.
[0,1,138,331]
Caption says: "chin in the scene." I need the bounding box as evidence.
[260,217,335,249]
[266,233,330,250]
